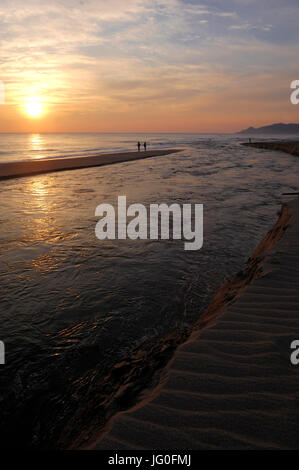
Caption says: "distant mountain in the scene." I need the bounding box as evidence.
[238,123,299,135]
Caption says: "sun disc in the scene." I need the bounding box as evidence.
[25,99,43,117]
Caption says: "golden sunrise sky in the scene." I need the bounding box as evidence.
[0,0,298,133]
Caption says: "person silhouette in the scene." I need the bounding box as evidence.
[144,141,147,151]
[137,141,141,152]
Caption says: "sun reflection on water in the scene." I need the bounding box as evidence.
[22,176,56,249]
[30,134,45,159]
[30,178,50,199]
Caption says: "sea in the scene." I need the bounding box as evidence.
[0,132,298,448]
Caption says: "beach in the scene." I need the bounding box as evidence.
[1,0,299,453]
[0,134,297,449]
[0,149,179,179]
[94,196,299,450]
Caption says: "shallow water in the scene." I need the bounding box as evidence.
[0,133,298,447]
[0,131,295,163]
[0,132,198,162]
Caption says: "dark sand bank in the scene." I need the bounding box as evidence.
[0,149,180,180]
[94,197,299,450]
[243,141,299,157]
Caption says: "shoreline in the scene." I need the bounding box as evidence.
[93,196,299,450]
[242,141,299,157]
[0,149,180,180]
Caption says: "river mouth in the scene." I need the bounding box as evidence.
[0,134,298,449]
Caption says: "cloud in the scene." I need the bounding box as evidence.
[0,0,298,131]
[229,23,273,32]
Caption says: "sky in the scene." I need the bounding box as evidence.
[0,0,298,133]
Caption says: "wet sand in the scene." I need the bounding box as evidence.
[93,197,299,450]
[0,149,180,180]
[243,141,299,157]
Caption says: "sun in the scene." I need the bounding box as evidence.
[24,98,43,118]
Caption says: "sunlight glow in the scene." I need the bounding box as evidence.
[24,98,44,118]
